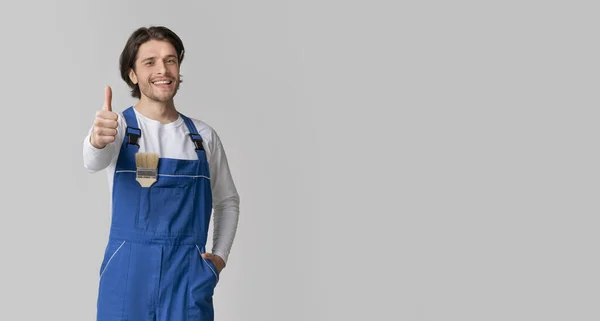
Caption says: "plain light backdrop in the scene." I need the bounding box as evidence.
[0,1,597,320]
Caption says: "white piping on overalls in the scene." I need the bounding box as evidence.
[115,170,209,180]
[195,245,219,281]
[99,240,126,280]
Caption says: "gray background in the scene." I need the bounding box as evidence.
[0,0,597,320]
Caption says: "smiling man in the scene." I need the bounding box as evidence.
[83,26,240,321]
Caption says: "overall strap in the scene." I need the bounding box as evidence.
[180,113,207,159]
[122,106,141,149]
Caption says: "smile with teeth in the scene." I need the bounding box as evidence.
[152,80,172,85]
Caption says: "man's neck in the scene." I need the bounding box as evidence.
[134,97,179,124]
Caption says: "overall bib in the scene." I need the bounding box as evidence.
[97,107,219,321]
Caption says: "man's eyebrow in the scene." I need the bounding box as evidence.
[140,55,178,62]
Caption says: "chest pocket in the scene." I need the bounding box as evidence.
[136,175,197,235]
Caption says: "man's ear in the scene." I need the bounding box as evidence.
[129,69,138,85]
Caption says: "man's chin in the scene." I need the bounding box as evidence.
[148,92,177,102]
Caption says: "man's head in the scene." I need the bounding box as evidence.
[119,26,185,102]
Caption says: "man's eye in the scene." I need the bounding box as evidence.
[168,60,176,64]
[145,62,153,65]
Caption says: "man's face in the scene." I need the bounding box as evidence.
[129,39,181,102]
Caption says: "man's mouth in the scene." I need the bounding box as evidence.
[152,80,173,85]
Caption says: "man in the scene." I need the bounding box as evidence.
[83,26,240,321]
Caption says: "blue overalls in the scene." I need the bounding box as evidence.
[97,106,219,321]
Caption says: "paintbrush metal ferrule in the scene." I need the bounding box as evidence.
[137,167,157,178]
[136,167,157,187]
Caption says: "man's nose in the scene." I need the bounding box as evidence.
[156,61,167,74]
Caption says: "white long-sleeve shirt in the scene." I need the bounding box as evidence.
[83,108,240,264]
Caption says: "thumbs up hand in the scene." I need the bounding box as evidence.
[90,86,119,149]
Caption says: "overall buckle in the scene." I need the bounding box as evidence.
[189,133,204,151]
[126,127,141,147]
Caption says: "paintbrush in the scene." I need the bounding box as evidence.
[135,152,159,187]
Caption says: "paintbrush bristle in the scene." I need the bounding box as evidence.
[135,152,159,169]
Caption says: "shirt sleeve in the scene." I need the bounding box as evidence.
[83,113,126,172]
[209,131,241,265]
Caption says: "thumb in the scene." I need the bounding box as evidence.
[103,85,112,112]
[201,253,212,259]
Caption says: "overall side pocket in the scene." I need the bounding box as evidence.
[99,240,126,280]
[97,240,129,321]
[195,245,219,284]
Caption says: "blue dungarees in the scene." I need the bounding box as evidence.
[97,107,219,321]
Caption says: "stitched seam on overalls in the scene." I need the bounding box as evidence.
[195,245,219,282]
[158,174,209,179]
[115,170,209,180]
[121,242,132,321]
[99,240,126,280]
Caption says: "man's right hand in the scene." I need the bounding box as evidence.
[90,86,119,149]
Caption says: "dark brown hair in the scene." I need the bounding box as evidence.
[119,26,185,98]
